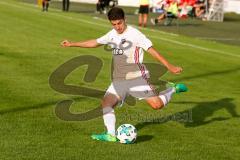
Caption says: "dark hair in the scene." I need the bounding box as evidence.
[107,7,125,21]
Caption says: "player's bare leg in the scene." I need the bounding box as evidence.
[146,83,188,109]
[146,96,164,110]
[143,14,148,27]
[138,14,143,27]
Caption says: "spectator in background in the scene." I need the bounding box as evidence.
[152,0,167,14]
[63,0,70,12]
[193,0,206,18]
[96,0,104,14]
[96,0,111,14]
[151,0,179,25]
[42,0,50,12]
[138,0,150,27]
[178,0,196,18]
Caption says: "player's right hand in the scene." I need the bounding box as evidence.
[167,64,183,74]
[61,40,71,47]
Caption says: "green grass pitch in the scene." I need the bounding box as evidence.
[0,0,239,159]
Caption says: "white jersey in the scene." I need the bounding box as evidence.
[97,26,152,81]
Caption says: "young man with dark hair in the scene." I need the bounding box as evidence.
[61,7,187,142]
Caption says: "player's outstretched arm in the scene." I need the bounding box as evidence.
[61,39,101,48]
[147,47,182,74]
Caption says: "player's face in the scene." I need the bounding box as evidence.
[110,19,127,34]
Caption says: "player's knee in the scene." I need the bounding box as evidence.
[146,97,164,110]
[150,102,164,110]
[101,99,116,107]
[101,94,119,107]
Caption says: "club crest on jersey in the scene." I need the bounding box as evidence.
[121,39,126,44]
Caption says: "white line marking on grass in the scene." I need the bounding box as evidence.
[2,1,240,59]
[197,37,240,41]
[150,35,240,58]
[92,16,179,37]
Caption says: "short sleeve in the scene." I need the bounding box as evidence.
[136,32,153,51]
[96,31,112,45]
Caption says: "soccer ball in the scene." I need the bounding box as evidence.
[116,124,137,144]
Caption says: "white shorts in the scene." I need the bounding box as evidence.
[105,77,157,102]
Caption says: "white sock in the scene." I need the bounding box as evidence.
[159,87,175,106]
[103,107,116,136]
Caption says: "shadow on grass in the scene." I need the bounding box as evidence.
[135,135,154,144]
[135,98,239,130]
[159,23,202,27]
[224,16,240,22]
[162,67,240,83]
[178,98,239,127]
[0,97,86,115]
[71,10,96,14]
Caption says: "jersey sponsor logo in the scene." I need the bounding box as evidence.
[111,39,132,55]
[113,48,124,55]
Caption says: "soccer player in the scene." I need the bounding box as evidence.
[61,7,187,142]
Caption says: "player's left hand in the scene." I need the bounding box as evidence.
[61,40,71,47]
